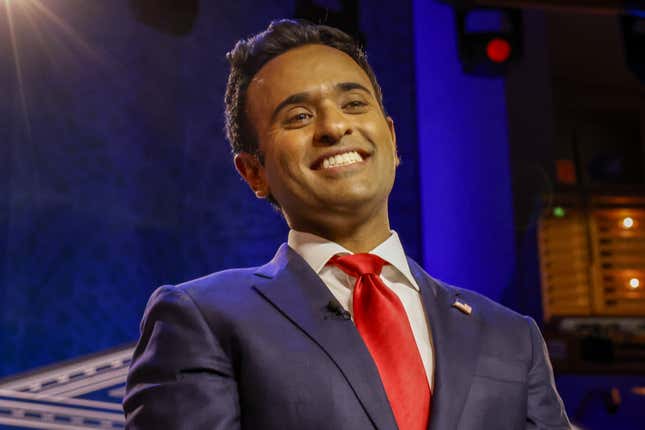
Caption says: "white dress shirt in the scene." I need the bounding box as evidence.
[287,229,434,390]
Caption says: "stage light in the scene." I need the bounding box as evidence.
[453,7,523,77]
[553,206,566,218]
[622,217,635,229]
[486,37,511,63]
[629,278,640,289]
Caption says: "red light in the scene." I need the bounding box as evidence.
[486,38,511,63]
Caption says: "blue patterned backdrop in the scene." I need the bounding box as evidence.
[4,3,645,430]
[0,0,420,377]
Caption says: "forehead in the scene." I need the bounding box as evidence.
[247,44,375,105]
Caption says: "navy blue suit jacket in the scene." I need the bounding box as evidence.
[123,244,570,429]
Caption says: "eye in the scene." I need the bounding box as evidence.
[285,110,313,125]
[343,99,368,111]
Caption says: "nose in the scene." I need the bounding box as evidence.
[313,104,352,145]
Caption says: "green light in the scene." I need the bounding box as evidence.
[553,207,566,218]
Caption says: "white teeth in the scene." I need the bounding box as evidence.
[320,151,363,169]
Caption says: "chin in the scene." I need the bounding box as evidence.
[324,192,383,212]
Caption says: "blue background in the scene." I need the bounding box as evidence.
[2,1,644,428]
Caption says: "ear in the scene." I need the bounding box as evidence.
[234,153,270,199]
[386,116,400,167]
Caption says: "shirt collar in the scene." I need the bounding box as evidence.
[287,229,420,291]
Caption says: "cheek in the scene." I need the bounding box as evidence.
[363,118,394,148]
[277,154,300,181]
[373,134,397,164]
[265,147,310,191]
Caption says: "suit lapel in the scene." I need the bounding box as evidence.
[253,244,398,430]
[407,258,483,430]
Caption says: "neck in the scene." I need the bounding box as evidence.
[286,205,392,253]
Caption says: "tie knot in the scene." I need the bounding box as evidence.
[327,253,388,277]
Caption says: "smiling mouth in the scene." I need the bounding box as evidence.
[312,150,369,170]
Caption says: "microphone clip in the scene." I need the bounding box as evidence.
[324,300,351,320]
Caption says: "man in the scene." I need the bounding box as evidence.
[123,19,571,429]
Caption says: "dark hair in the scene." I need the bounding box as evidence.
[224,19,386,157]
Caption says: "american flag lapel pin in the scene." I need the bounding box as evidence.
[452,299,472,315]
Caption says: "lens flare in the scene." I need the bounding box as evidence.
[2,0,109,138]
[5,0,31,136]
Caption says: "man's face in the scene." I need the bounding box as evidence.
[236,44,398,232]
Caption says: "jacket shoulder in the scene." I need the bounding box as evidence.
[176,266,258,290]
[167,266,260,306]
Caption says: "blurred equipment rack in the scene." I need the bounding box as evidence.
[538,193,645,372]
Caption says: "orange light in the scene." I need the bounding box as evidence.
[629,278,640,289]
[486,38,511,63]
[633,387,645,396]
[622,217,635,229]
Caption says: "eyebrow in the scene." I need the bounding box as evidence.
[270,81,373,121]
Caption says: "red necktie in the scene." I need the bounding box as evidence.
[328,254,430,430]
